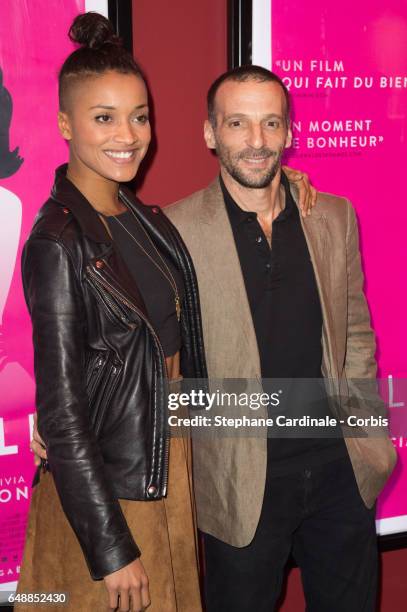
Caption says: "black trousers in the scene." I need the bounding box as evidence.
[203,456,378,612]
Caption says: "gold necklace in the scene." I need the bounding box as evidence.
[111,207,181,321]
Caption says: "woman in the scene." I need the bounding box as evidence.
[16,12,314,612]
[16,12,205,612]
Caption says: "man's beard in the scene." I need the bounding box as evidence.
[215,143,284,189]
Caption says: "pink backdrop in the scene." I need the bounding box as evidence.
[0,0,406,594]
[270,0,407,528]
[0,0,85,588]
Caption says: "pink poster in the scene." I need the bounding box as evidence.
[0,0,94,595]
[253,1,407,533]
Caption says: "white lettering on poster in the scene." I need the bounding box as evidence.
[275,59,407,91]
[388,375,405,408]
[0,476,29,504]
[0,418,18,456]
[290,118,384,151]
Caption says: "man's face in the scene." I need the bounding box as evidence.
[205,79,292,189]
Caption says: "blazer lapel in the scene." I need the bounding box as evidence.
[198,180,261,379]
[291,185,339,378]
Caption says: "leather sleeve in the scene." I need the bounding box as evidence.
[22,236,140,580]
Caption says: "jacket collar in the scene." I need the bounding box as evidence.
[219,170,297,227]
[198,173,323,226]
[51,164,140,245]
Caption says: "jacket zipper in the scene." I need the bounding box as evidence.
[88,279,136,329]
[87,354,107,404]
[86,264,170,497]
[93,359,122,436]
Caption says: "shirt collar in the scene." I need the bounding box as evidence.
[278,171,296,221]
[220,170,297,227]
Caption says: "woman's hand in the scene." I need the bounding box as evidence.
[30,413,47,465]
[104,559,150,611]
[282,165,317,217]
[32,416,149,612]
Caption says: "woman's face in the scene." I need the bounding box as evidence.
[58,70,150,184]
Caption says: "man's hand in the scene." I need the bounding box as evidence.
[283,165,317,217]
[104,558,151,612]
[30,413,47,466]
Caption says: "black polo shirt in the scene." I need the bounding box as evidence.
[221,173,346,475]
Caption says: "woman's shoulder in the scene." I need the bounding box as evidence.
[26,197,83,254]
[119,185,175,232]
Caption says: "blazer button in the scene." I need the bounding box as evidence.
[62,207,70,214]
[147,485,157,497]
[152,207,159,214]
[95,260,105,269]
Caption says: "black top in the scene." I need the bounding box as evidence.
[221,173,347,475]
[106,209,184,357]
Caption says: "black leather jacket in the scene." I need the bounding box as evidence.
[22,165,207,579]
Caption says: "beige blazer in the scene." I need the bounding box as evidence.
[165,178,396,547]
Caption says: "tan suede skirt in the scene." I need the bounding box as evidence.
[15,433,202,611]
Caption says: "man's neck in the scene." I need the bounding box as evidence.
[220,167,284,223]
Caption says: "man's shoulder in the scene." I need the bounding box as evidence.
[164,189,204,219]
[164,179,219,221]
[313,189,352,220]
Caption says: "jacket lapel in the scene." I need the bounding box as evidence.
[291,185,339,378]
[50,166,148,315]
[198,180,261,379]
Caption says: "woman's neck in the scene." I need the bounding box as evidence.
[66,163,127,216]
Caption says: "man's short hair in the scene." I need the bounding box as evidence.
[207,65,290,127]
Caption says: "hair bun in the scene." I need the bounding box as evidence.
[69,12,121,50]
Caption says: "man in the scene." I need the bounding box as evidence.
[32,66,396,611]
[164,66,396,611]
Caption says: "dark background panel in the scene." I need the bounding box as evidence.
[108,0,132,51]
[228,0,252,68]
